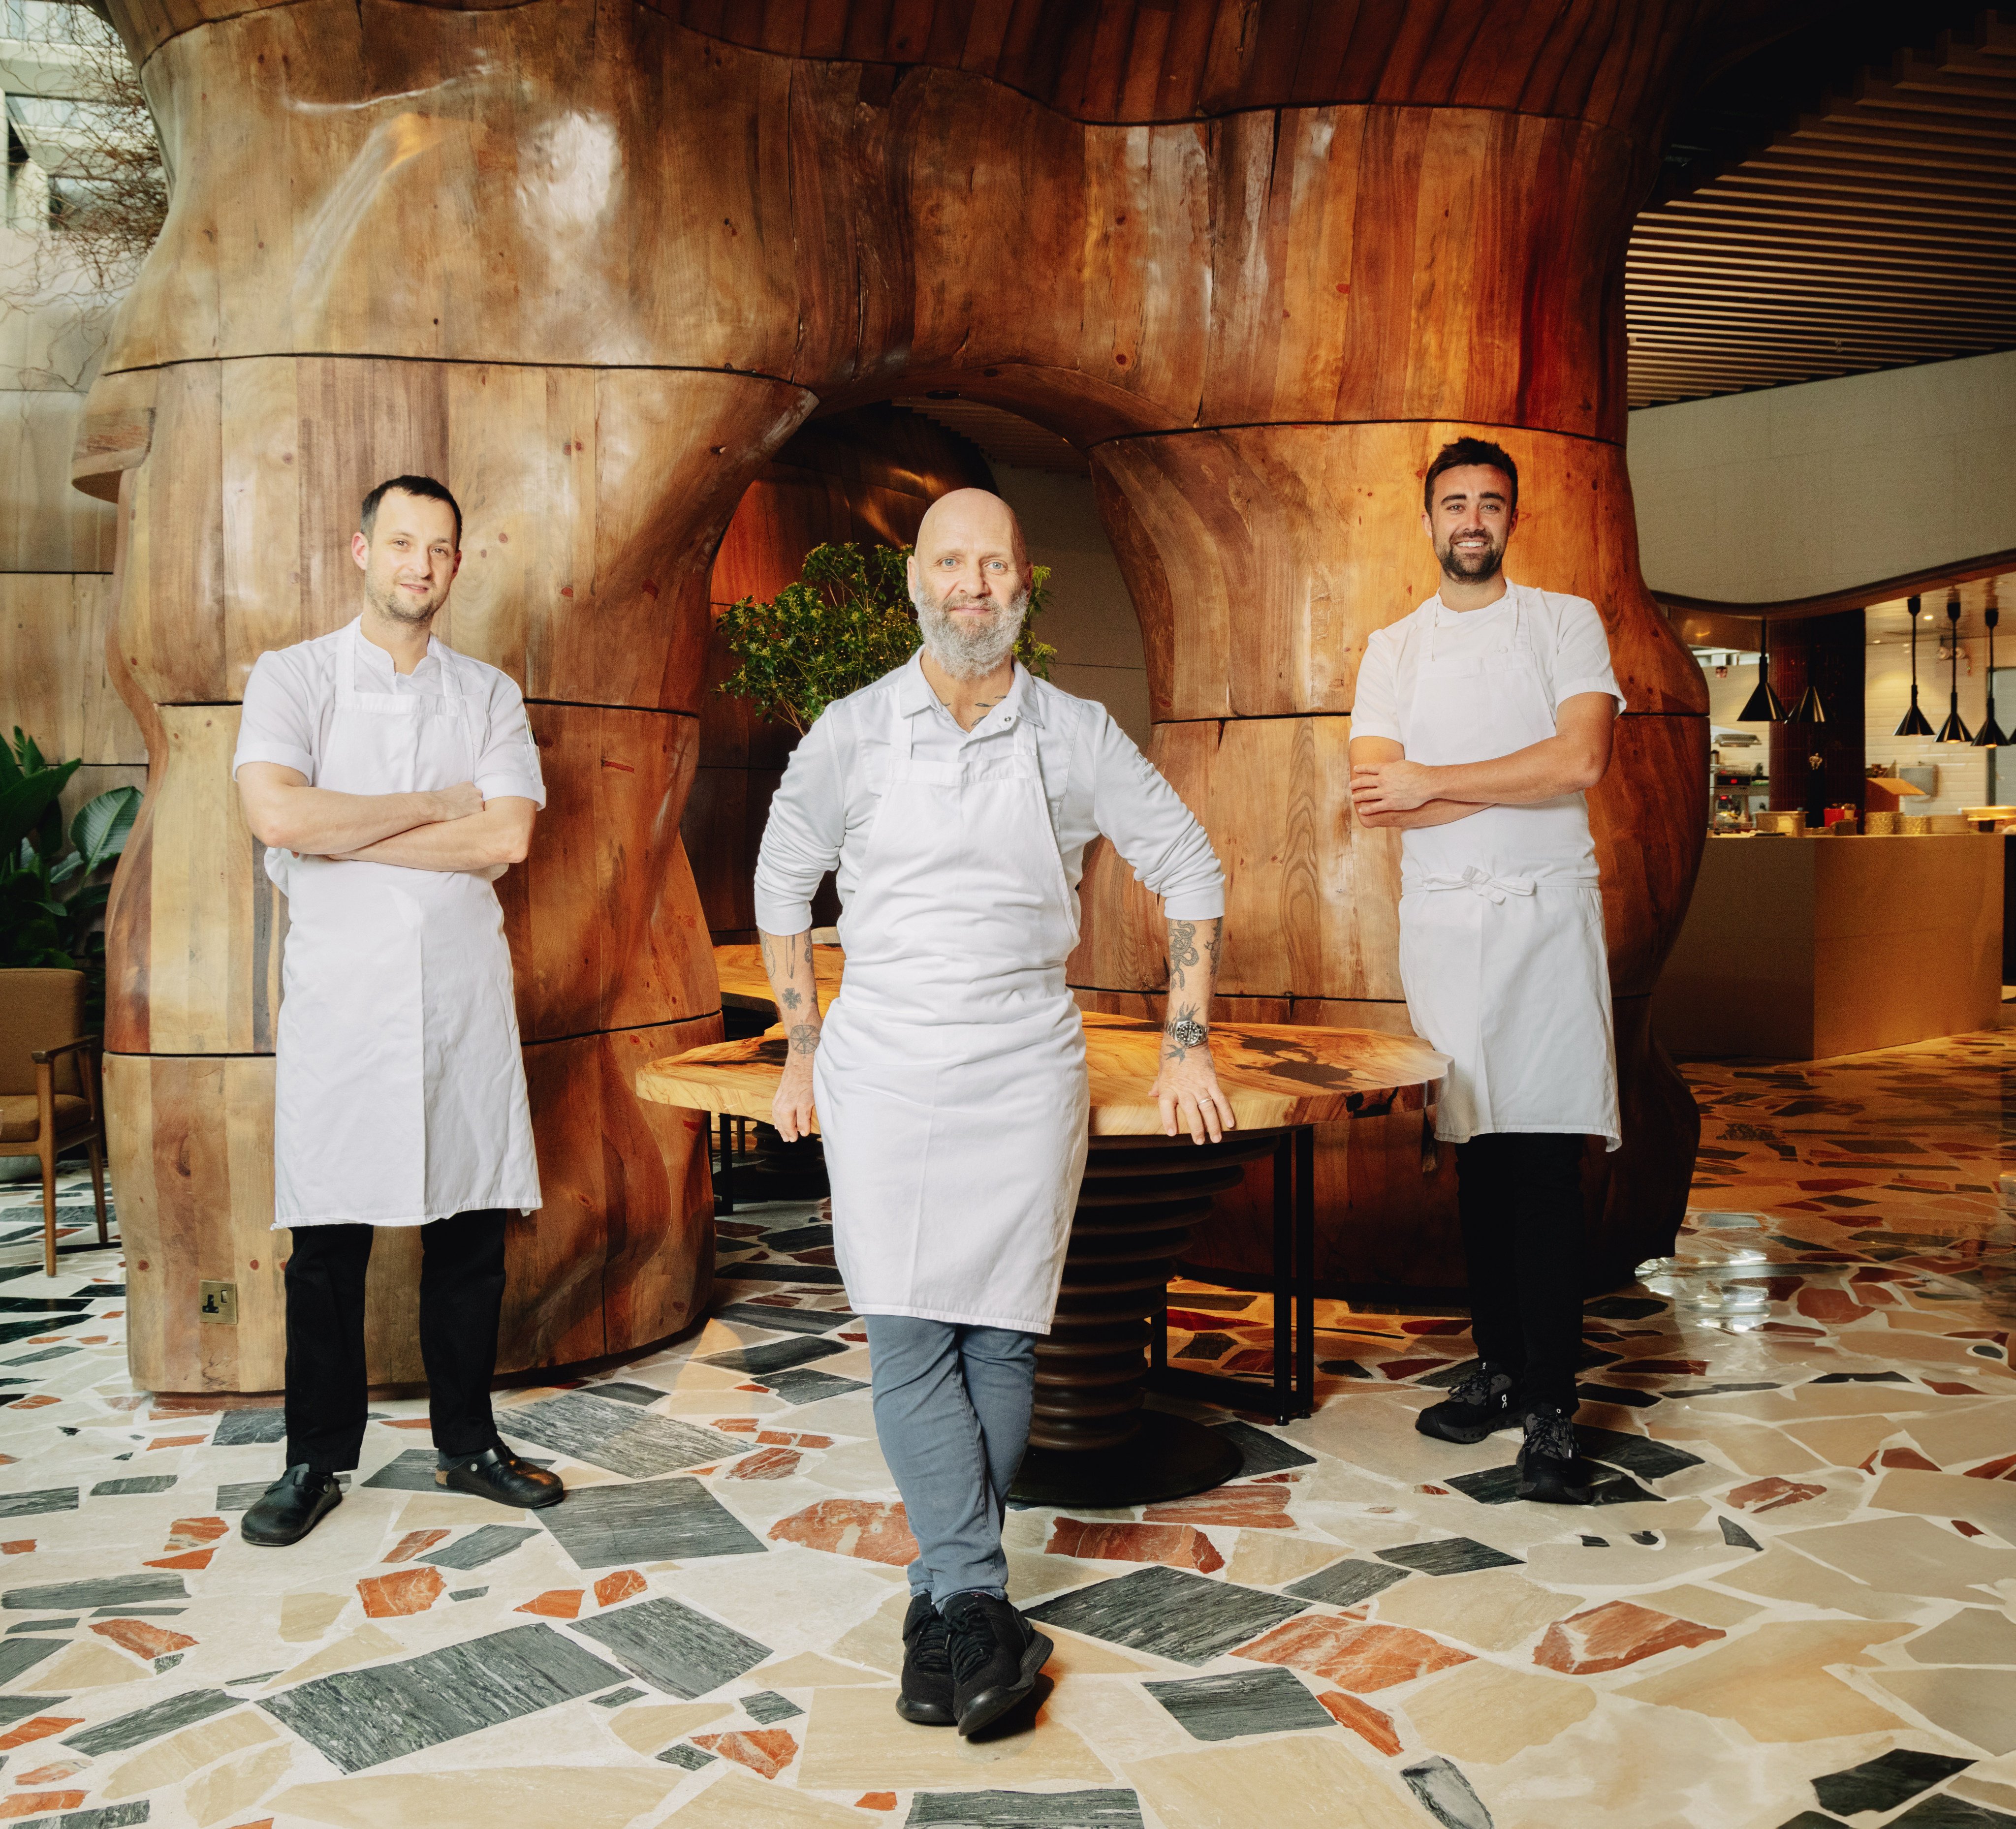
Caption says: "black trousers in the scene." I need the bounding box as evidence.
[1454,1133,1587,1412]
[283,1209,508,1473]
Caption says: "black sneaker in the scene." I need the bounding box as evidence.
[941,1591,1051,1738]
[896,1593,955,1726]
[1416,1365,1521,1444]
[1517,1402,1594,1505]
[240,1463,343,1547]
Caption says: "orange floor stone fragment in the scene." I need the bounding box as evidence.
[0,1720,80,1753]
[1143,1485,1293,1529]
[1728,1476,1827,1513]
[0,1542,31,1555]
[144,1550,215,1571]
[91,1619,197,1660]
[15,1759,86,1784]
[1534,1601,1724,1675]
[857,1794,897,1811]
[692,1729,797,1780]
[595,1569,647,1607]
[1045,1518,1224,1574]
[1235,1617,1472,1693]
[146,1434,205,1449]
[1878,1448,1940,1471]
[1318,1689,1403,1755]
[0,1794,85,1820]
[357,1567,446,1618]
[516,1589,583,1619]
[1964,1453,2016,1480]
[9,1396,58,1410]
[162,1517,229,1552]
[385,1529,450,1563]
[729,1447,802,1480]
[756,1430,833,1449]
[768,1500,918,1566]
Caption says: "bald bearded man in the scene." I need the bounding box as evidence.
[755,490,1233,1737]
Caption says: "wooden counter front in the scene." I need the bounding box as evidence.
[1651,834,2005,1060]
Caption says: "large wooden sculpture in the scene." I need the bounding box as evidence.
[83,1,1725,1390]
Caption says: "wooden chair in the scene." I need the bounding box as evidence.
[0,968,110,1277]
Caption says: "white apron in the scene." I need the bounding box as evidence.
[814,693,1090,1333]
[270,622,541,1227]
[1394,591,1620,1150]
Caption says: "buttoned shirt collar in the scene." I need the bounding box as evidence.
[349,615,445,688]
[894,648,1044,730]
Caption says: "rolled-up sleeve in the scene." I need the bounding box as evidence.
[473,672,547,808]
[232,651,317,781]
[754,713,848,934]
[1088,713,1225,921]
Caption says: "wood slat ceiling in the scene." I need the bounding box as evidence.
[1627,12,2016,406]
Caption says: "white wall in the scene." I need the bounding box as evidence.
[990,463,1151,747]
[1629,350,2016,604]
[1865,634,2005,814]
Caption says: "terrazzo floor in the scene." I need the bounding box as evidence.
[0,1030,2011,1829]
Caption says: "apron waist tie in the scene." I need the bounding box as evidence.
[1418,867,1539,905]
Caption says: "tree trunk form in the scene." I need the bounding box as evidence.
[83,1,1723,1386]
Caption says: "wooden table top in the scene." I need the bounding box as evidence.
[714,942,846,1014]
[639,1009,1447,1137]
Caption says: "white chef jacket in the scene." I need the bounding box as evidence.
[755,652,1224,932]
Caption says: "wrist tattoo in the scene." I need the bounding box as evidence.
[786,1021,821,1057]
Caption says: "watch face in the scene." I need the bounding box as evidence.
[1169,1016,1208,1049]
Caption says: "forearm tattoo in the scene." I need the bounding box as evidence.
[787,1020,822,1058]
[1167,920,1201,989]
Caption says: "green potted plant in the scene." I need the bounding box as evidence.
[716,540,1055,732]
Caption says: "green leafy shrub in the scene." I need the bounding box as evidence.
[716,541,1055,733]
[1,728,142,1025]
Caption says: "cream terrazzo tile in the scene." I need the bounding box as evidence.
[1522,1535,1753,1587]
[26,1639,149,1689]
[1042,1667,1194,1762]
[1899,1396,2016,1465]
[187,1740,296,1828]
[100,1707,280,1798]
[795,1683,1111,1789]
[1690,1386,1965,1423]
[1227,1533,1351,1588]
[1870,1469,2016,1543]
[390,1491,527,1530]
[1902,1606,2016,1664]
[666,1539,915,1654]
[1401,1658,1598,1763]
[1372,1569,1581,1653]
[264,1622,404,1688]
[1951,1771,2016,1814]
[826,1589,909,1674]
[607,1701,734,1755]
[1780,1515,2016,1602]
[280,1591,354,1641]
[1616,1619,1911,1739]
[1042,1627,1160,1675]
[1006,1549,1119,1603]
[1775,1414,1908,1468]
[1127,1733,1426,1829]
[1872,1667,2016,1755]
[669,1772,871,1826]
[1650,1583,1765,1629]
[752,1650,893,1688]
[271,1767,686,1829]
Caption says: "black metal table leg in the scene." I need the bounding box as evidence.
[714,1112,736,1215]
[1294,1122,1316,1417]
[1271,1130,1293,1425]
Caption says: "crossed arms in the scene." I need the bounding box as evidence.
[1349,693,1617,829]
[236,763,535,871]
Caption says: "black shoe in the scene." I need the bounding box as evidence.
[241,1463,343,1547]
[1517,1402,1595,1505]
[436,1445,565,1509]
[896,1593,955,1726]
[1416,1364,1522,1444]
[941,1591,1051,1738]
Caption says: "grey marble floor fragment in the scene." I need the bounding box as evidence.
[1143,1666,1334,1742]
[6,1617,75,1633]
[538,1474,766,1569]
[1283,1558,1411,1608]
[1376,1538,1523,1577]
[90,1477,176,1496]
[0,1489,76,1519]
[500,1392,742,1479]
[906,1789,1145,1827]
[3,1573,187,1611]
[1209,1420,1317,1477]
[260,1622,622,1772]
[658,1743,715,1770]
[701,1336,847,1378]
[762,1367,868,1405]
[741,1690,803,1724]
[1812,1750,1974,1816]
[359,1449,553,1493]
[712,1302,857,1336]
[66,1687,239,1756]
[1026,1566,1304,1666]
[573,1595,770,1699]
[587,1382,671,1408]
[419,1524,539,1571]
[211,1409,288,1447]
[1575,1426,1704,1481]
[1403,1755,1495,1829]
[214,1482,272,1513]
[0,1636,60,1685]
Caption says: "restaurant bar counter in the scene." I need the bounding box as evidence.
[1651,832,2004,1060]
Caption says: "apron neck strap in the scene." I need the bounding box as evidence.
[1424,584,1521,659]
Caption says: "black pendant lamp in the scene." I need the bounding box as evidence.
[1790,664,1827,726]
[1973,601,2007,748]
[1935,592,1972,744]
[1894,594,1935,737]
[1737,616,1785,722]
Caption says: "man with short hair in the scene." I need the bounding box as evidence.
[755,488,1233,1735]
[1350,437,1623,1505]
[232,474,563,1545]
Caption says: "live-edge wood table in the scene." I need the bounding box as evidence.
[646,964,1446,1507]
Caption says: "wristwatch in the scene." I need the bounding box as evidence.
[1167,1015,1209,1051]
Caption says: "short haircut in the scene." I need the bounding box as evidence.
[361,474,462,550]
[1423,438,1518,516]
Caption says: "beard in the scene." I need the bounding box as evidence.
[913,580,1030,680]
[365,573,441,626]
[1434,526,1507,585]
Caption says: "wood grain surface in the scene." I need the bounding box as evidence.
[636,1008,1447,1137]
[78,0,1729,1377]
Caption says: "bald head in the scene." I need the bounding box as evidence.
[908,488,1034,682]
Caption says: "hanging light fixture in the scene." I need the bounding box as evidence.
[1737,616,1785,722]
[1936,592,1972,744]
[1973,599,2006,748]
[1791,654,1827,726]
[1894,594,1934,737]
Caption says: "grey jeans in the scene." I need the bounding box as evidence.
[863,1314,1038,1606]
